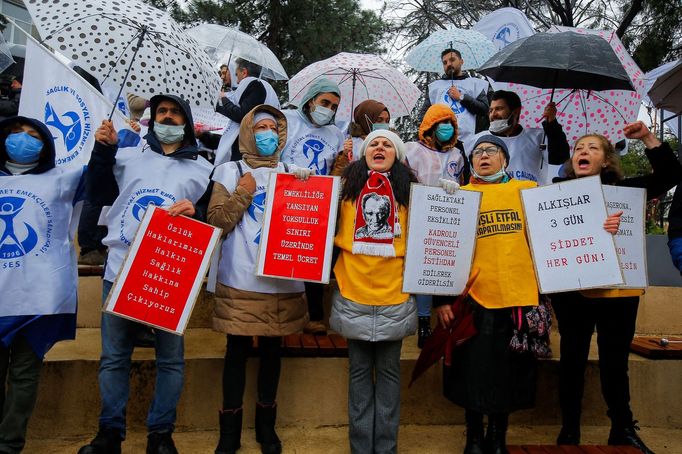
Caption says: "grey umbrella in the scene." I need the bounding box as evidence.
[648,59,682,115]
[479,31,635,93]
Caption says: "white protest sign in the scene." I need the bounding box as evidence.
[521,175,623,293]
[402,184,481,295]
[602,185,648,289]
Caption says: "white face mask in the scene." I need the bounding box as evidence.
[310,105,335,126]
[471,165,508,182]
[489,117,513,135]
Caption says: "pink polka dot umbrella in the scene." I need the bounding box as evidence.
[288,52,421,124]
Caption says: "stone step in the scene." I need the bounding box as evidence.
[28,327,682,439]
[24,425,682,453]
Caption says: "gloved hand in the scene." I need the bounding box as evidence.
[293,167,314,181]
[439,178,460,195]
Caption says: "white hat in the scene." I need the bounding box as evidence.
[358,130,406,162]
[253,111,277,126]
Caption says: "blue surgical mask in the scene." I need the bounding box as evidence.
[471,165,509,183]
[372,123,390,131]
[255,130,279,156]
[154,122,186,144]
[310,105,335,126]
[435,123,455,142]
[5,132,43,164]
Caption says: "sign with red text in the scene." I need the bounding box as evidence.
[403,184,481,295]
[104,206,222,335]
[257,173,340,283]
[521,175,623,293]
[603,185,648,289]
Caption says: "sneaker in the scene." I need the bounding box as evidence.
[608,421,655,454]
[77,427,122,454]
[79,249,106,266]
[147,431,178,454]
[303,320,327,335]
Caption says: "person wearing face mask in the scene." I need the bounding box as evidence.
[472,90,569,186]
[215,58,281,166]
[341,99,391,163]
[79,95,213,454]
[419,48,491,146]
[330,130,418,454]
[403,104,470,348]
[550,122,680,452]
[280,78,345,335]
[432,135,622,454]
[207,105,312,454]
[0,116,85,453]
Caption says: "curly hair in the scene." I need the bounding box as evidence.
[340,159,418,207]
[564,133,624,183]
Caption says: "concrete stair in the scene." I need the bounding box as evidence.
[26,278,682,448]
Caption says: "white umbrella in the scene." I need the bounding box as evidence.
[24,0,221,112]
[288,52,421,123]
[185,24,288,81]
[405,27,496,73]
[0,34,15,73]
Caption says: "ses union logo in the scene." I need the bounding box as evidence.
[119,190,175,246]
[44,85,92,166]
[0,194,53,262]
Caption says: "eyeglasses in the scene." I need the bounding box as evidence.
[472,146,501,157]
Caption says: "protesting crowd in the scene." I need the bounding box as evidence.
[1,3,681,454]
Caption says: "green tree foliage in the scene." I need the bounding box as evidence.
[153,0,387,85]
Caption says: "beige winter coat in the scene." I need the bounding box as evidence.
[208,105,308,336]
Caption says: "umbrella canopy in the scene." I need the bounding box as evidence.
[405,27,496,73]
[0,34,15,73]
[288,52,421,123]
[648,59,682,115]
[25,0,221,110]
[185,24,288,81]
[491,27,645,146]
[479,31,635,92]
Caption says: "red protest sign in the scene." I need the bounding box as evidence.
[104,206,221,334]
[257,173,340,283]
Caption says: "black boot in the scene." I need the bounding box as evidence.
[215,408,243,454]
[485,413,509,454]
[146,432,178,454]
[556,426,580,445]
[255,403,282,454]
[608,420,655,454]
[417,316,432,349]
[77,427,123,454]
[464,409,484,454]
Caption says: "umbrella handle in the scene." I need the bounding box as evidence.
[108,28,147,120]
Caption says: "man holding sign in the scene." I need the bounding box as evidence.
[79,95,213,454]
[551,122,681,452]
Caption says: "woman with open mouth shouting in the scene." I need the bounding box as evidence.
[552,121,682,453]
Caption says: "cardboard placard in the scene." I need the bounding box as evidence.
[257,173,340,283]
[104,206,222,335]
[402,184,481,295]
[521,175,623,293]
[603,185,648,289]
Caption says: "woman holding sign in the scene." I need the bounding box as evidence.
[433,135,544,454]
[552,121,681,452]
[329,129,418,454]
[208,105,313,454]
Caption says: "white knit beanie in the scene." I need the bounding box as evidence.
[358,130,406,163]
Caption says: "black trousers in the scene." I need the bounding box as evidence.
[304,282,324,322]
[222,335,282,409]
[552,292,639,428]
[77,199,107,254]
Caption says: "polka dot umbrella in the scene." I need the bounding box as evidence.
[24,0,222,115]
[288,52,421,124]
[490,27,645,148]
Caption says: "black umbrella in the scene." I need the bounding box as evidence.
[478,31,635,93]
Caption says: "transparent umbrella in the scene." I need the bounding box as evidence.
[186,24,288,81]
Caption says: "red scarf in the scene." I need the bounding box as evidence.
[352,171,401,257]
